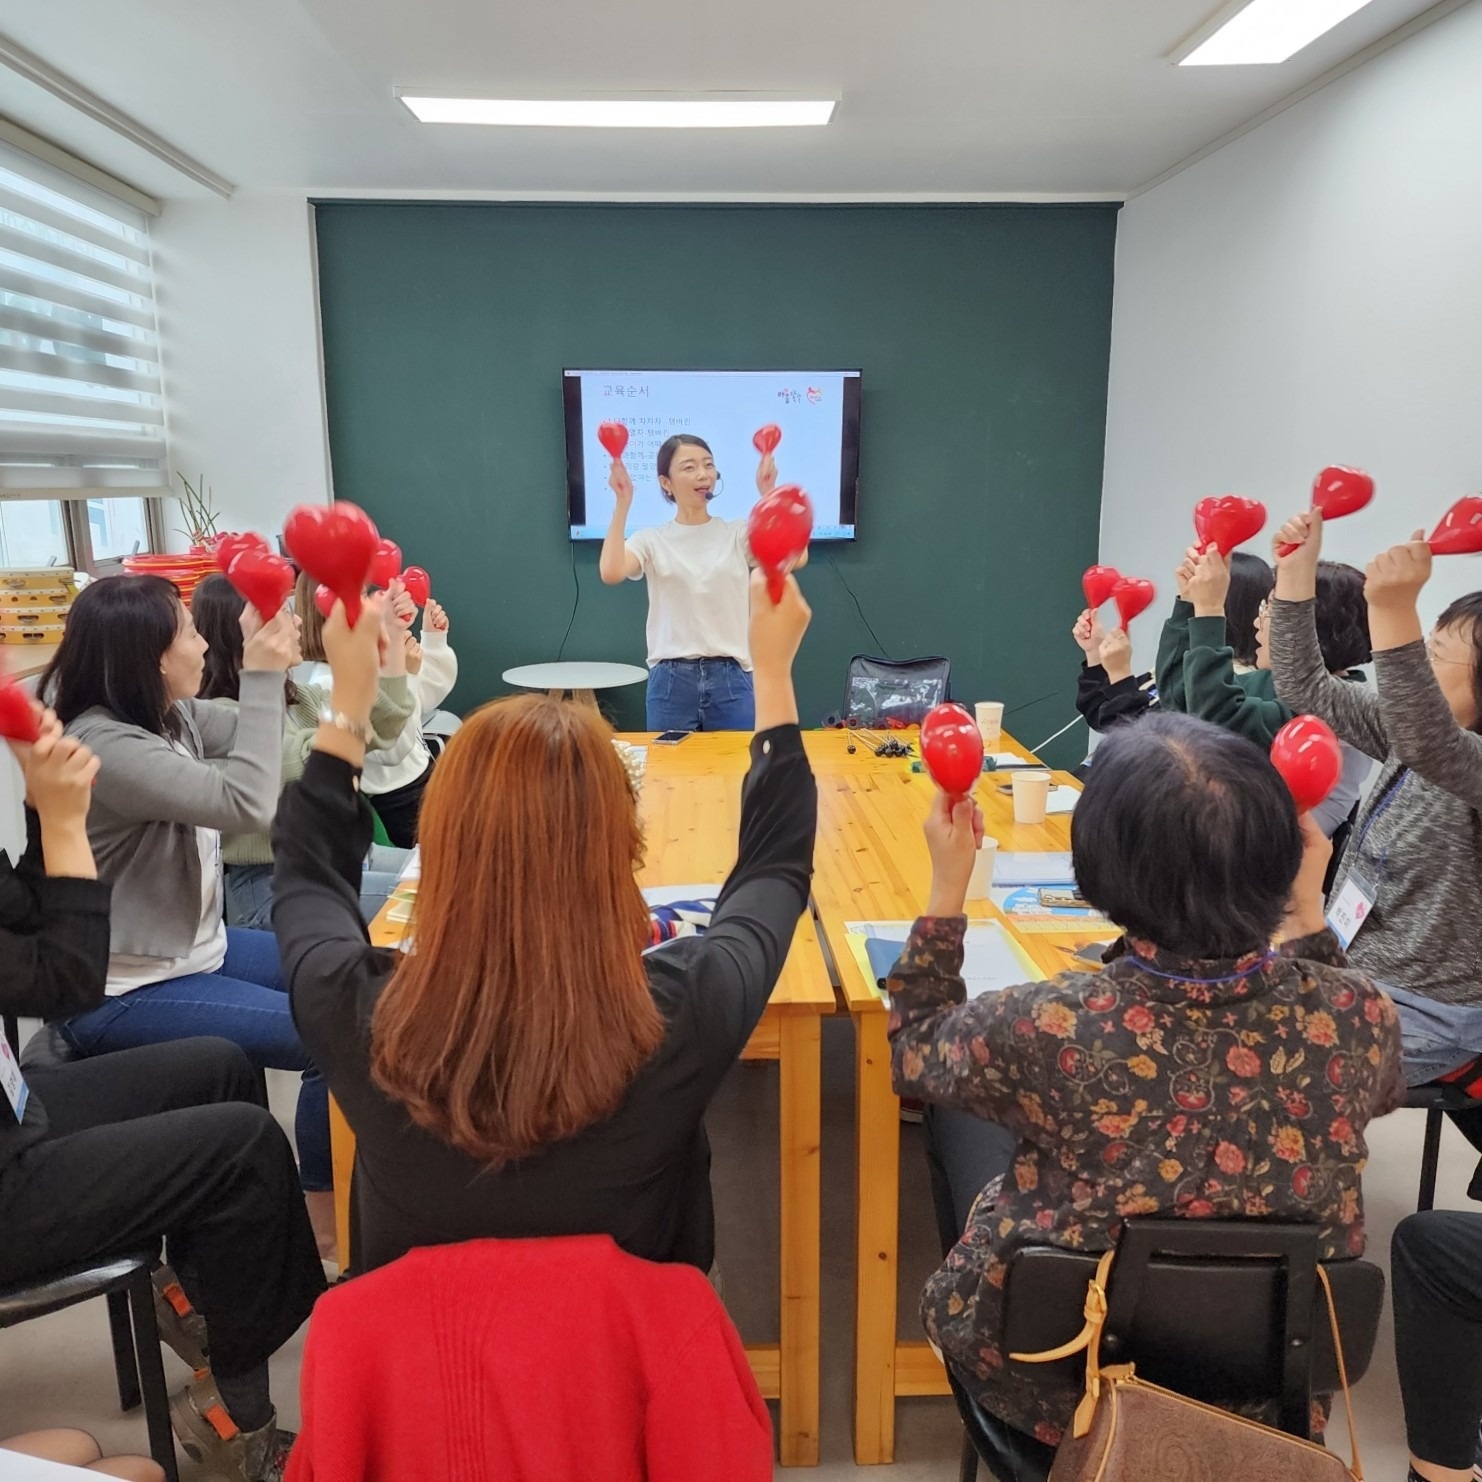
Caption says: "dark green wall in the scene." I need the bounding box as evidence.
[313,203,1118,768]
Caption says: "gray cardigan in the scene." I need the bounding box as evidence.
[1271,596,1482,1005]
[67,670,284,958]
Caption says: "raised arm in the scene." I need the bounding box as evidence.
[1364,536,1482,805]
[683,571,816,1060]
[1269,511,1388,759]
[1154,602,1195,714]
[1182,617,1291,744]
[598,461,642,584]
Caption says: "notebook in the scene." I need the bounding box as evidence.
[846,919,1044,1001]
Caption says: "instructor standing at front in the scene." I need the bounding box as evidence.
[600,433,778,732]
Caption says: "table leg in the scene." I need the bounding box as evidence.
[546,688,565,701]
[329,1095,355,1271]
[574,688,598,707]
[853,1009,902,1464]
[778,1011,822,1466]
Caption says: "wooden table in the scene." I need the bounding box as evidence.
[343,730,834,1466]
[802,729,1106,1465]
[3,641,60,681]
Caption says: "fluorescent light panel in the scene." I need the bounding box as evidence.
[399,96,835,128]
[1180,0,1378,65]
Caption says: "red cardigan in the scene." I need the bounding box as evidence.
[284,1236,773,1482]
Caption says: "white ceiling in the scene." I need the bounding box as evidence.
[0,0,1458,203]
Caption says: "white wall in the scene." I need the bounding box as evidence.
[152,194,333,543]
[1101,1,1482,671]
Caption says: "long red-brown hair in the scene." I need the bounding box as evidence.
[371,694,663,1164]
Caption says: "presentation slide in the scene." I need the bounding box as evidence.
[565,369,860,541]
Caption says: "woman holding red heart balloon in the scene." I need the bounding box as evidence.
[1072,610,1156,732]
[1272,509,1482,1087]
[599,433,785,732]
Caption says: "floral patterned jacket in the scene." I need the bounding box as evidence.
[887,916,1405,1446]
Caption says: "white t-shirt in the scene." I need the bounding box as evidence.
[627,517,753,669]
[106,746,228,994]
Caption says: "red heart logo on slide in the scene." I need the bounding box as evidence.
[1270,714,1342,815]
[598,422,629,461]
[369,539,402,589]
[752,424,783,457]
[0,678,40,744]
[920,702,986,800]
[747,485,814,603]
[399,567,431,607]
[213,531,269,573]
[227,550,295,622]
[1429,496,1482,556]
[1082,565,1121,609]
[283,502,379,624]
[1112,577,1157,630]
[313,585,336,619]
[1194,496,1266,556]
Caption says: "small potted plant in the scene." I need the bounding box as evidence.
[173,472,222,552]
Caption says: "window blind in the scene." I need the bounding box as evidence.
[0,140,166,498]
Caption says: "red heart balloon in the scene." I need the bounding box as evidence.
[752,424,783,457]
[920,702,985,800]
[283,502,379,625]
[313,584,336,619]
[0,678,40,744]
[400,566,431,606]
[1082,565,1121,609]
[597,422,629,461]
[369,538,402,589]
[1270,714,1342,815]
[1112,577,1157,630]
[227,550,295,622]
[1429,496,1482,556]
[1277,466,1376,556]
[213,531,269,574]
[1194,496,1267,556]
[747,485,814,603]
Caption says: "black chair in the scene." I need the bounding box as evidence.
[0,1255,180,1482]
[0,1016,180,1482]
[1405,1081,1482,1212]
[842,653,951,729]
[953,1219,1385,1482]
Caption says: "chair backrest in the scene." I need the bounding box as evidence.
[843,654,951,728]
[1000,1219,1384,1439]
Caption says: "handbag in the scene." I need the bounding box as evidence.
[1010,1249,1364,1482]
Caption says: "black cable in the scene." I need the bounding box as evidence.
[1004,683,1076,720]
[556,538,580,661]
[825,550,889,657]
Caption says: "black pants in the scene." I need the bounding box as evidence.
[1392,1209,1482,1469]
[369,758,433,848]
[922,1102,1018,1258]
[0,1039,325,1379]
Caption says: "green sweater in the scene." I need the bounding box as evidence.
[1154,600,1289,746]
[220,677,414,866]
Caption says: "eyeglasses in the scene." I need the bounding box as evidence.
[1426,637,1469,666]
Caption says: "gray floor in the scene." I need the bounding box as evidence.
[0,1015,1458,1478]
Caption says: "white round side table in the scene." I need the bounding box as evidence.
[502,660,650,708]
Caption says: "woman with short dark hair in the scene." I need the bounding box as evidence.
[598,433,782,731]
[887,712,1404,1448]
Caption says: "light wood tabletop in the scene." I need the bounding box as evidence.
[348,729,832,1466]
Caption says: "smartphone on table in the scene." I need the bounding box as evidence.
[654,730,692,746]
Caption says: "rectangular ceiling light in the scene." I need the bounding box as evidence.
[399,95,836,128]
[1179,0,1378,65]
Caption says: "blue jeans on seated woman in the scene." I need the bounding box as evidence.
[646,657,755,732]
[225,846,410,929]
[59,927,331,1192]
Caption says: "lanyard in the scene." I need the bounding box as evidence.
[1132,950,1277,986]
[1350,766,1410,865]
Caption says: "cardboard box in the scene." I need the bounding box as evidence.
[0,568,75,591]
[0,622,67,644]
[0,586,71,606]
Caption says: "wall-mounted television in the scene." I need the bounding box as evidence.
[564,369,861,541]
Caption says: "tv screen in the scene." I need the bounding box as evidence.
[564,369,861,541]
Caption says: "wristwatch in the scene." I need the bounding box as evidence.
[318,708,373,746]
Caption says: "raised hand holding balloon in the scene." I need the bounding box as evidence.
[1270,715,1342,815]
[753,424,782,457]
[748,484,813,603]
[1112,577,1157,631]
[1082,565,1120,610]
[920,702,985,805]
[283,501,379,625]
[226,550,295,621]
[1276,466,1375,558]
[1193,496,1267,556]
[598,422,630,462]
[369,538,402,589]
[399,566,432,607]
[1428,497,1482,556]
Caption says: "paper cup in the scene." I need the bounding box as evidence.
[968,837,998,901]
[1012,770,1052,826]
[975,701,1005,748]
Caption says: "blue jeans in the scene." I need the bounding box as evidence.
[60,928,330,1191]
[225,853,408,929]
[1382,980,1482,1087]
[646,658,755,731]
